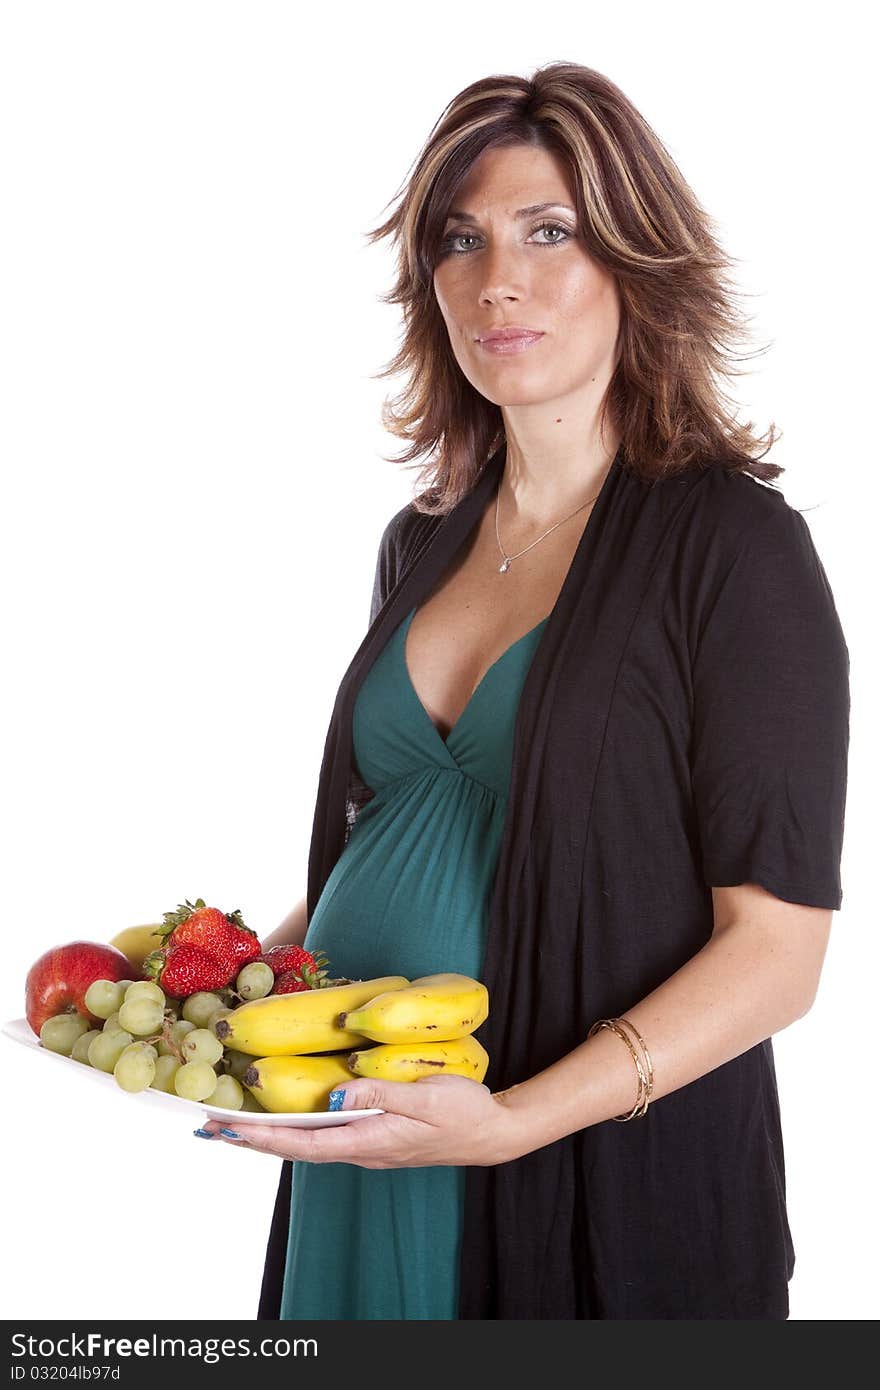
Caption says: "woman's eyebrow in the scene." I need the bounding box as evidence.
[443,202,576,224]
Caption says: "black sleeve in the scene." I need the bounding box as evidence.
[347,506,412,832]
[369,520,396,628]
[369,506,410,628]
[368,500,445,628]
[690,503,850,910]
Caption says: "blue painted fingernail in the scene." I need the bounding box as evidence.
[327,1089,346,1111]
[193,1128,216,1139]
[219,1127,242,1139]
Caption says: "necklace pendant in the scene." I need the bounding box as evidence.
[498,558,511,573]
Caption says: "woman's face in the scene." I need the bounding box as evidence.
[432,143,620,410]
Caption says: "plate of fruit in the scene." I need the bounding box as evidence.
[3,897,491,1128]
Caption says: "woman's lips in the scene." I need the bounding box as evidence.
[477,332,545,356]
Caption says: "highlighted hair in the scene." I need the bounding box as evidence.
[364,61,781,513]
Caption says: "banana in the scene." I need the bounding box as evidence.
[243,1053,355,1113]
[109,923,165,973]
[348,1034,489,1083]
[214,976,409,1056]
[339,973,489,1044]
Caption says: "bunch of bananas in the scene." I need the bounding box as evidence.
[215,973,490,1112]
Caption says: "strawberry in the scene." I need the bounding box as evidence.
[260,944,328,988]
[271,970,313,995]
[158,898,261,978]
[144,943,229,997]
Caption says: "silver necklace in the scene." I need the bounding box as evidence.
[494,481,602,573]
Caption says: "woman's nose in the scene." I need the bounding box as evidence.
[476,247,527,304]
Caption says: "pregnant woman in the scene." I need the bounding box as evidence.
[200,61,850,1320]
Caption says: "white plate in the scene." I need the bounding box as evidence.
[1,1018,384,1128]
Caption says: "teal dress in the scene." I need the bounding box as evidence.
[280,603,549,1320]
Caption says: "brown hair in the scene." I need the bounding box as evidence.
[364,61,782,514]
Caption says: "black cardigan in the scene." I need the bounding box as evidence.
[258,442,850,1320]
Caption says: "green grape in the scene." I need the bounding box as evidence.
[40,1013,90,1055]
[118,997,164,1038]
[181,992,224,1027]
[181,1028,223,1066]
[88,1029,134,1072]
[116,980,135,991]
[155,1018,195,1059]
[123,981,166,1007]
[151,1055,181,1093]
[170,1018,196,1044]
[102,1011,124,1034]
[83,979,127,1019]
[174,1060,219,1101]
[241,1089,265,1112]
[224,1049,253,1081]
[114,1042,156,1093]
[71,1029,102,1064]
[236,962,274,1001]
[210,1075,244,1110]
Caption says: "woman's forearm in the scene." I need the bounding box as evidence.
[260,893,309,952]
[493,907,824,1161]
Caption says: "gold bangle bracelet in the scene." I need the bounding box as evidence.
[606,1021,649,1119]
[588,1018,651,1120]
[589,1020,647,1120]
[613,1016,655,1106]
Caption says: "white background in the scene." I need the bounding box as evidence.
[1,0,875,1323]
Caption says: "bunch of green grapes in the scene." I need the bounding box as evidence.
[38,978,262,1111]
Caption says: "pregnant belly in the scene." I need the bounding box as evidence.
[304,774,502,984]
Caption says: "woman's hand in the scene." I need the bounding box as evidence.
[197,1073,523,1167]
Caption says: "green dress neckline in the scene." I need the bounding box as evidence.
[400,605,551,748]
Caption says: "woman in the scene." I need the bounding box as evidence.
[200,62,850,1320]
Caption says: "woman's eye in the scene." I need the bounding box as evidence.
[440,221,573,255]
[444,232,479,254]
[531,221,572,246]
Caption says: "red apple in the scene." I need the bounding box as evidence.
[25,940,134,1036]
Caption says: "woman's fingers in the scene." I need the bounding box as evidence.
[193,1075,488,1163]
[197,1110,421,1161]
